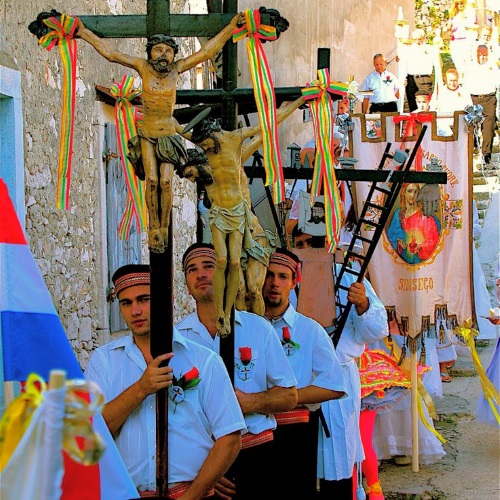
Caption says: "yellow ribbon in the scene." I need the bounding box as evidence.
[63,380,106,465]
[0,375,106,471]
[383,337,438,419]
[418,394,446,444]
[0,374,46,471]
[455,319,500,424]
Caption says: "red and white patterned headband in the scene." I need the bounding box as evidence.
[269,253,302,283]
[183,247,217,272]
[113,272,150,295]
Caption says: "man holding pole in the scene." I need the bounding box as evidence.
[176,243,298,499]
[288,230,388,498]
[84,264,246,497]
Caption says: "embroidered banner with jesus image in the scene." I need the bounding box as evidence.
[350,113,474,339]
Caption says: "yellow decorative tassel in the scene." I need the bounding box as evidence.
[366,480,383,495]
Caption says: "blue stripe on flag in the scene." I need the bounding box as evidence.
[1,310,82,381]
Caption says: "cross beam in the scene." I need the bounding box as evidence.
[244,167,448,184]
[96,84,304,123]
[78,13,239,38]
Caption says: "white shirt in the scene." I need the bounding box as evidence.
[450,7,478,41]
[361,70,400,104]
[431,85,473,136]
[176,309,297,435]
[84,329,246,492]
[432,85,473,113]
[266,303,346,411]
[402,42,438,76]
[317,266,389,480]
[463,60,500,95]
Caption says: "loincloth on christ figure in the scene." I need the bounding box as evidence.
[127,131,188,181]
[209,200,272,266]
[242,229,276,268]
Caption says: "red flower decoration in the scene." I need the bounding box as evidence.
[239,347,252,366]
[174,366,201,390]
[282,326,291,341]
[184,367,200,382]
[281,326,300,350]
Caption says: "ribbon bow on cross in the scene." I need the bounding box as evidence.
[233,9,284,203]
[301,69,349,252]
[110,75,147,239]
[39,14,79,210]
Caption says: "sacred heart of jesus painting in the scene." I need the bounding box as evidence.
[384,182,444,266]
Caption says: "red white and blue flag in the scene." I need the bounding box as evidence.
[0,179,138,499]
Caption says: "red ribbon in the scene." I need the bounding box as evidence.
[393,113,434,171]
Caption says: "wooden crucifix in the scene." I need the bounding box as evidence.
[30,3,447,497]
[29,1,302,497]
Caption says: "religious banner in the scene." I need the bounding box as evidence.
[350,113,474,340]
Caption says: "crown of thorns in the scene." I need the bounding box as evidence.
[191,118,222,144]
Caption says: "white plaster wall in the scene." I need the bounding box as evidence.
[239,0,415,149]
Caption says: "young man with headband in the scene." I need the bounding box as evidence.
[176,243,298,500]
[85,264,246,497]
[262,247,346,498]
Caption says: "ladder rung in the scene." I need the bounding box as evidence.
[344,268,361,278]
[364,201,387,212]
[356,235,373,244]
[373,184,392,194]
[346,251,365,260]
[359,218,384,227]
[358,218,371,225]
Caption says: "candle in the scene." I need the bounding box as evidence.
[397,6,404,20]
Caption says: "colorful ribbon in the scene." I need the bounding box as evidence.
[417,393,446,444]
[393,112,434,171]
[110,75,147,239]
[0,374,46,470]
[0,374,106,471]
[39,14,79,210]
[455,319,500,425]
[233,9,284,204]
[63,379,106,465]
[383,336,439,420]
[301,69,348,252]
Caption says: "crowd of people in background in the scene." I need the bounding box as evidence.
[360,7,499,167]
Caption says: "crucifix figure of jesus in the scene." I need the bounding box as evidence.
[177,97,305,336]
[75,13,244,253]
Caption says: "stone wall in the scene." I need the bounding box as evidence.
[1,0,195,371]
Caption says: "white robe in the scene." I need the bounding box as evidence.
[317,266,388,480]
